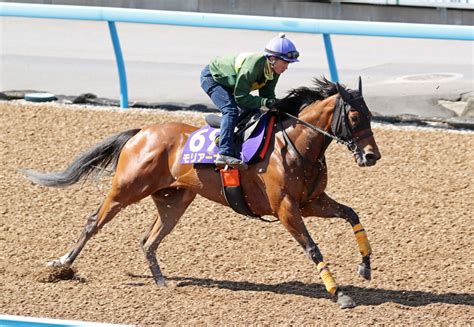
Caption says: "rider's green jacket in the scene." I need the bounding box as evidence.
[209,53,279,109]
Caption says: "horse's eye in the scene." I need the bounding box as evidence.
[350,113,360,126]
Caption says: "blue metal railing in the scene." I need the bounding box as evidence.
[107,21,128,108]
[1,2,473,108]
[0,314,133,327]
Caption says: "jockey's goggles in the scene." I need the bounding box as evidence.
[284,51,300,59]
[265,48,300,61]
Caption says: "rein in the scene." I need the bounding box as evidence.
[278,110,358,153]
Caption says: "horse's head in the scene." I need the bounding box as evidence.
[335,78,381,167]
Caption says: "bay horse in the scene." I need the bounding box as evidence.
[22,77,381,309]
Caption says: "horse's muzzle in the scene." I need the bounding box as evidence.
[355,151,380,167]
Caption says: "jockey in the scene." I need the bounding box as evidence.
[200,33,300,170]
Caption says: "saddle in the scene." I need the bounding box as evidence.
[205,110,264,145]
[180,111,276,166]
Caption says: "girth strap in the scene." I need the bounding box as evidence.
[220,168,277,223]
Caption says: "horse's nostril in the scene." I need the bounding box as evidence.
[365,153,376,161]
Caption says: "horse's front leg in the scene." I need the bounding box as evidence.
[276,195,356,309]
[301,192,372,281]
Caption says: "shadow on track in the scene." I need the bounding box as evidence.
[136,275,474,307]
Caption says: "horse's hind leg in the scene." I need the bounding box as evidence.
[49,166,159,268]
[48,193,125,268]
[48,207,100,267]
[301,192,373,280]
[140,188,196,286]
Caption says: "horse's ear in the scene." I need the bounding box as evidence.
[337,82,351,101]
[358,76,363,96]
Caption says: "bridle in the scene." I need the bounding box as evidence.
[278,91,373,155]
[330,94,374,151]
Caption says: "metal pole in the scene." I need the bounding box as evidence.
[107,21,128,108]
[323,33,339,83]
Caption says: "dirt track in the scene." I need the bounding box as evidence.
[1,101,473,326]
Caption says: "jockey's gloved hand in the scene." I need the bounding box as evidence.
[265,98,278,110]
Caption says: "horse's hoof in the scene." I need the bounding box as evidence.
[46,259,64,268]
[357,263,371,280]
[337,292,356,309]
[154,278,167,287]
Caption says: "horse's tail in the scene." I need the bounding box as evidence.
[21,128,141,188]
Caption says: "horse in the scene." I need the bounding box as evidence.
[22,77,381,309]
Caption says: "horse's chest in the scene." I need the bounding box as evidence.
[287,162,328,201]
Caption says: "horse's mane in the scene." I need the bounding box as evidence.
[274,76,340,116]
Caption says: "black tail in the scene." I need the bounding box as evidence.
[21,128,141,188]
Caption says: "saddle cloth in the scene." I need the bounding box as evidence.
[181,113,275,165]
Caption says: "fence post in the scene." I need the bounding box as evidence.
[323,33,339,83]
[107,21,128,109]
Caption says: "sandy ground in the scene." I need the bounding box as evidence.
[0,101,473,326]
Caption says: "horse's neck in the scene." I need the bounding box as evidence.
[299,95,336,129]
[286,95,336,163]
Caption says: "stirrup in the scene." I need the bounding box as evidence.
[215,155,248,170]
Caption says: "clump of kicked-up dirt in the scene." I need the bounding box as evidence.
[33,266,85,283]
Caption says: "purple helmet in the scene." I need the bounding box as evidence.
[264,33,300,63]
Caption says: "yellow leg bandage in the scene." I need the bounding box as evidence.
[317,262,338,295]
[353,223,372,257]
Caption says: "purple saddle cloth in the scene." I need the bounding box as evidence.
[181,114,269,165]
